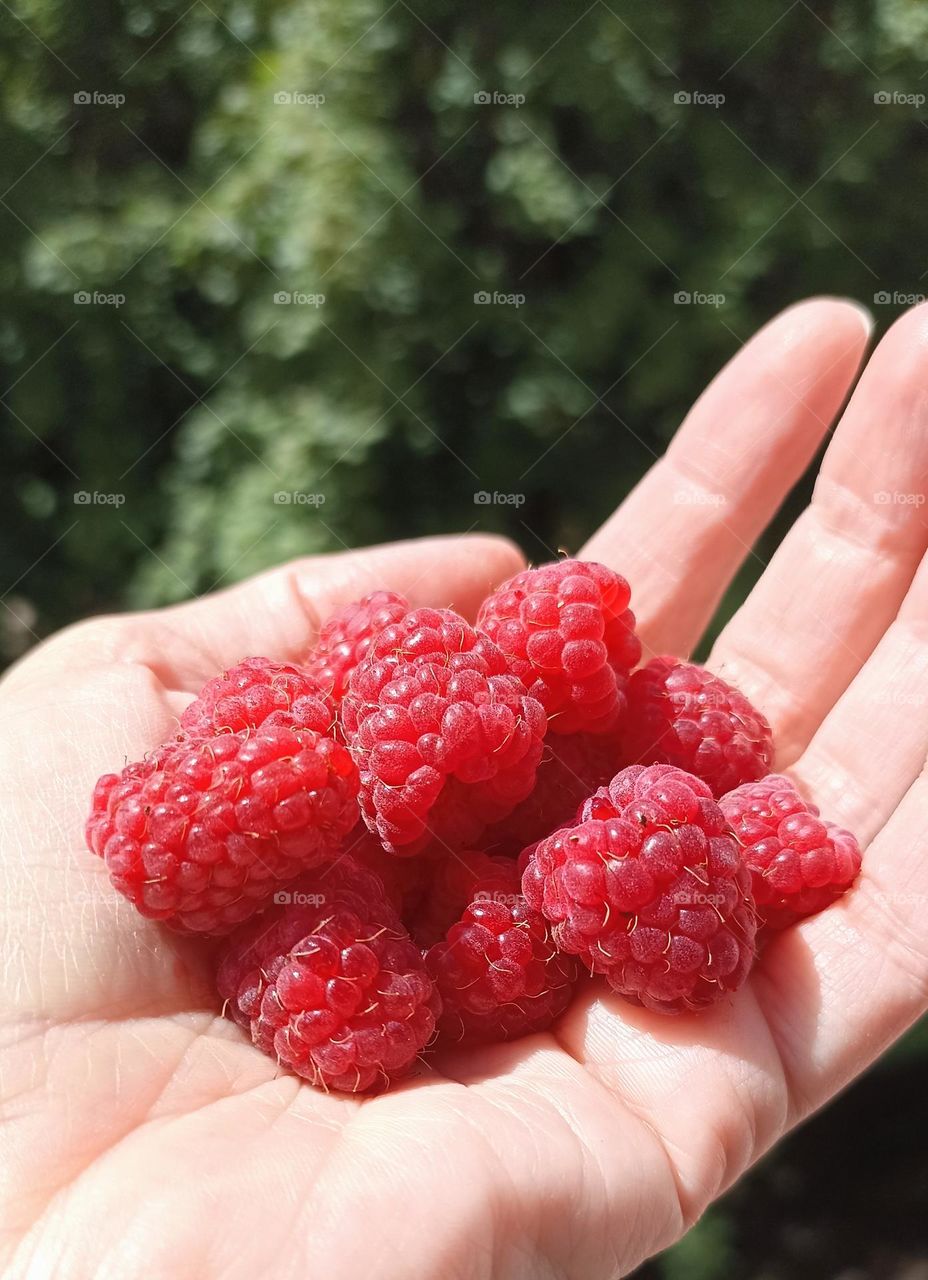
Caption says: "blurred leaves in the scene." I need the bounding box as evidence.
[3,0,928,639]
[659,1210,736,1280]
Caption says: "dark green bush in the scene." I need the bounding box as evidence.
[3,0,928,650]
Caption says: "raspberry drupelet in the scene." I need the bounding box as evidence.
[85,724,360,935]
[179,656,336,740]
[476,559,641,736]
[306,590,410,701]
[216,858,439,1093]
[343,607,547,855]
[623,656,773,797]
[523,764,757,1014]
[413,849,511,948]
[422,852,578,1044]
[721,774,861,930]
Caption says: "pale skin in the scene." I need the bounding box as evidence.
[2,297,927,1280]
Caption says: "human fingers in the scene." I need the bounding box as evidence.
[710,302,928,762]
[581,298,871,655]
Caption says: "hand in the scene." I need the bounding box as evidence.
[2,298,926,1280]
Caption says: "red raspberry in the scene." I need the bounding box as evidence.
[523,764,757,1014]
[720,775,862,930]
[423,854,578,1044]
[343,607,547,855]
[412,849,508,947]
[623,657,773,797]
[85,725,359,935]
[485,731,624,855]
[179,656,336,740]
[305,591,409,700]
[216,859,439,1093]
[344,822,430,921]
[476,559,640,735]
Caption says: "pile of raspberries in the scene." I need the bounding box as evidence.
[85,560,861,1094]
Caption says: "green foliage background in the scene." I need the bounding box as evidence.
[1,1,926,1274]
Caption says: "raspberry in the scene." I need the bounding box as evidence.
[343,607,547,855]
[423,854,578,1044]
[179,656,336,740]
[476,559,640,735]
[413,849,509,947]
[484,731,623,855]
[523,764,757,1014]
[306,591,409,700]
[720,775,862,930]
[85,725,359,934]
[623,657,773,797]
[216,859,439,1092]
[344,822,430,921]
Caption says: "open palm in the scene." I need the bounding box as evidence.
[3,298,927,1280]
